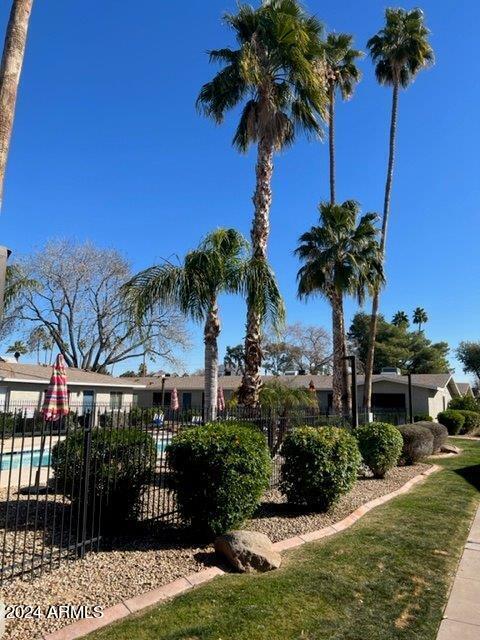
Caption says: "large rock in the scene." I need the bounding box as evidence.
[440,443,461,454]
[214,530,281,573]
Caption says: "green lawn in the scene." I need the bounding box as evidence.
[91,439,480,640]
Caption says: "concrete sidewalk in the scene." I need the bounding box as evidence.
[437,503,480,639]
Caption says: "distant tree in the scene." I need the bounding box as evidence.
[0,0,34,208]
[348,312,449,374]
[296,200,383,414]
[224,344,245,375]
[198,1,326,406]
[6,339,27,361]
[27,327,48,364]
[262,323,331,375]
[10,240,188,373]
[137,362,147,377]
[119,370,136,378]
[262,340,298,375]
[456,342,480,381]
[392,310,409,328]
[363,8,434,412]
[413,307,428,332]
[284,322,331,374]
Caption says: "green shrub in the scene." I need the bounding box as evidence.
[437,410,465,435]
[355,422,403,478]
[448,396,480,412]
[414,414,433,423]
[397,424,434,464]
[280,426,361,511]
[456,410,480,434]
[166,421,271,538]
[415,421,448,453]
[52,427,156,528]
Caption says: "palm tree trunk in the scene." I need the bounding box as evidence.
[328,85,335,206]
[0,0,33,209]
[204,300,220,420]
[363,81,399,414]
[331,290,343,415]
[239,137,274,407]
[339,296,351,417]
[328,86,350,417]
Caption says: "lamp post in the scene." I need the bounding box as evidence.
[161,374,166,407]
[343,355,358,430]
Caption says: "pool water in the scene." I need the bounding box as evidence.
[0,440,170,471]
[0,449,51,471]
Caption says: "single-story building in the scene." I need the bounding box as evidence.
[0,362,144,413]
[0,364,472,422]
[130,371,471,420]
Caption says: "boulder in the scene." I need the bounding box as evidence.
[440,443,461,454]
[214,530,281,573]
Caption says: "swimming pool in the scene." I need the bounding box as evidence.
[0,439,171,471]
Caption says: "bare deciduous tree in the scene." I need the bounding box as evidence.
[285,323,331,374]
[262,323,331,375]
[11,240,189,372]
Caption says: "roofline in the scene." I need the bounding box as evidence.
[0,377,146,389]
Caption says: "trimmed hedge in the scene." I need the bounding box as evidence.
[166,421,271,538]
[457,410,480,434]
[280,426,361,511]
[448,396,480,412]
[437,410,465,435]
[415,421,448,453]
[51,427,157,528]
[356,422,403,478]
[397,424,434,464]
[414,414,433,423]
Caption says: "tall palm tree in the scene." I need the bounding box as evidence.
[392,310,409,328]
[323,32,362,412]
[363,8,434,413]
[323,33,362,205]
[412,307,428,333]
[0,0,34,209]
[6,339,27,360]
[197,0,326,406]
[295,200,384,415]
[27,326,48,363]
[124,229,284,417]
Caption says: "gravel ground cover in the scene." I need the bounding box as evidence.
[1,462,429,640]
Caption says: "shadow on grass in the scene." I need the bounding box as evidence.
[453,464,480,492]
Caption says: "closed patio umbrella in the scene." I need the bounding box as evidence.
[42,354,69,421]
[170,388,179,411]
[36,354,69,487]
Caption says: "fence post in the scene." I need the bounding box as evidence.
[78,410,92,558]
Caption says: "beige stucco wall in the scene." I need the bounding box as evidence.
[1,382,135,411]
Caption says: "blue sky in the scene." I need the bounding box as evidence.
[0,0,478,379]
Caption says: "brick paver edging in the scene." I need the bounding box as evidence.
[42,464,440,640]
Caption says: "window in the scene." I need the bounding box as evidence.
[153,391,171,407]
[372,393,406,409]
[82,390,94,412]
[182,392,192,409]
[110,392,123,410]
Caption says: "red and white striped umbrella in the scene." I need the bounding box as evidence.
[170,387,179,411]
[217,386,225,411]
[42,354,69,421]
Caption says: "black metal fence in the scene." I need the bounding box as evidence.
[0,403,406,585]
